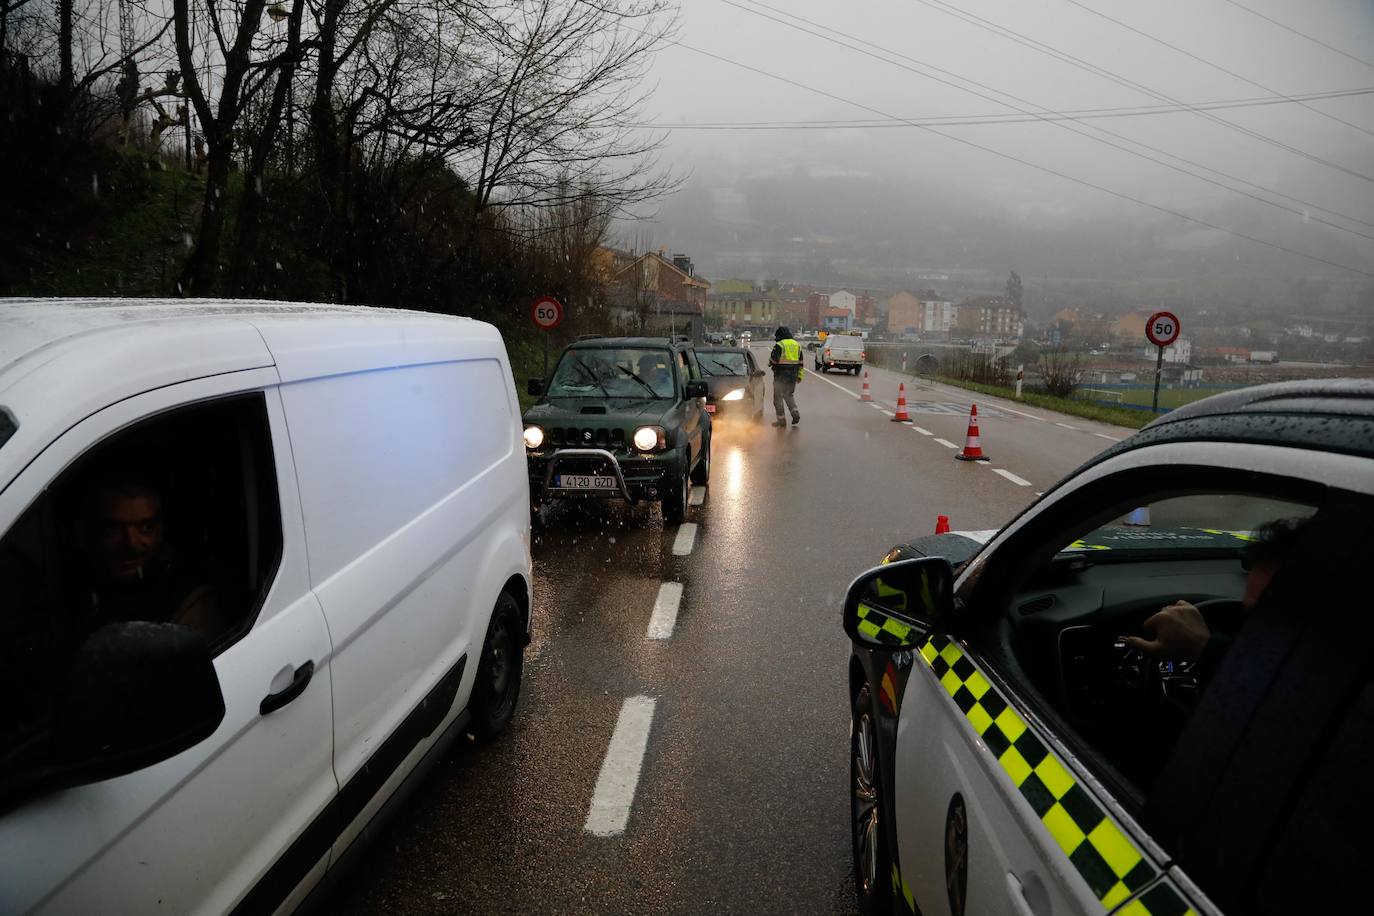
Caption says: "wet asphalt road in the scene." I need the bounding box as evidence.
[328,346,1128,915]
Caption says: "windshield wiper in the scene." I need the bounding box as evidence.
[706,358,739,375]
[571,359,611,397]
[614,364,661,397]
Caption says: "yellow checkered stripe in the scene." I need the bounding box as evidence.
[918,634,1175,912]
[856,603,913,646]
[890,864,918,914]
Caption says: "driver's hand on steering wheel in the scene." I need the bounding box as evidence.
[1124,601,1211,662]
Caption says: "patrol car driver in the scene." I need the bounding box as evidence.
[1124,516,1309,674]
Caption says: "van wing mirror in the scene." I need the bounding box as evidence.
[527,378,545,396]
[2,622,225,812]
[842,557,955,651]
[685,380,708,399]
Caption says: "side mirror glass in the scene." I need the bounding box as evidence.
[751,369,766,379]
[527,378,545,396]
[685,380,708,399]
[842,557,955,651]
[3,622,225,811]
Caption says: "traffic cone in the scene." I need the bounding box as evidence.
[891,383,911,422]
[1124,507,1151,526]
[860,372,873,401]
[955,404,990,461]
[935,515,950,534]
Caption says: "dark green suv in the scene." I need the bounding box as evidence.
[523,337,712,523]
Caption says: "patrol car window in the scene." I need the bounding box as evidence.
[0,394,282,781]
[546,348,674,399]
[1009,489,1319,798]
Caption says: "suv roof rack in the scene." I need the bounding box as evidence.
[576,334,603,341]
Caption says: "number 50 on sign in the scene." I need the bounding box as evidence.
[1146,311,1180,348]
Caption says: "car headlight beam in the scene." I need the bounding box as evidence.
[523,425,544,449]
[633,426,665,451]
[721,388,746,401]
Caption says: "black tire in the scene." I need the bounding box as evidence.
[690,434,711,485]
[662,460,690,524]
[852,683,894,916]
[471,591,524,739]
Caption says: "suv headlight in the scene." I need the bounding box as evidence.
[722,388,746,401]
[633,426,666,452]
[523,425,544,449]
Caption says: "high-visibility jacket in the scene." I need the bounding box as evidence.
[771,338,805,380]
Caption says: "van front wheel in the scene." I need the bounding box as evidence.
[472,591,524,739]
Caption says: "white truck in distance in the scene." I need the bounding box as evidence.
[815,335,865,374]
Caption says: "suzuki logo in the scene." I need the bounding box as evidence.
[583,430,592,441]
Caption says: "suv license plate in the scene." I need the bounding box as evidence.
[555,475,617,490]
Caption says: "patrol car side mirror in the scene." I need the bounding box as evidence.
[842,557,955,651]
[751,369,766,379]
[685,380,708,398]
[527,378,545,396]
[0,622,226,813]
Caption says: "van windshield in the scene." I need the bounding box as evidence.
[547,348,676,399]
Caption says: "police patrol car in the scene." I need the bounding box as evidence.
[842,379,1374,916]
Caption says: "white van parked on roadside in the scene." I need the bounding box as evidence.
[0,299,532,915]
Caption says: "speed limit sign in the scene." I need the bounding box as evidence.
[1146,311,1180,348]
[531,296,564,331]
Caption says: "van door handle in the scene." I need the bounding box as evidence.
[1005,873,1039,916]
[260,661,315,716]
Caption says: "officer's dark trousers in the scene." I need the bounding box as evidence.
[773,375,799,420]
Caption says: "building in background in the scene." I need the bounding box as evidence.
[609,248,711,339]
[886,291,923,337]
[918,290,956,338]
[821,307,854,331]
[956,295,1022,340]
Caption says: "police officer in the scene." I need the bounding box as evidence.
[769,326,804,427]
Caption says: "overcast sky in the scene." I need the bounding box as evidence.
[623,0,1374,276]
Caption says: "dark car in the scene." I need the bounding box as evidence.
[839,379,1374,916]
[695,346,767,422]
[523,336,711,523]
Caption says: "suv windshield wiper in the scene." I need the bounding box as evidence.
[614,365,661,398]
[571,359,611,397]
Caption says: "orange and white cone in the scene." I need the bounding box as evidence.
[955,404,990,461]
[891,383,911,422]
[860,372,873,401]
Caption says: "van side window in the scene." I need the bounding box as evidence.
[0,394,282,775]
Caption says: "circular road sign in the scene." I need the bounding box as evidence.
[531,296,564,331]
[1146,310,1181,348]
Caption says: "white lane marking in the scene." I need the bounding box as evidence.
[934,438,958,449]
[882,410,895,417]
[671,523,697,556]
[1055,422,1079,430]
[1093,433,1122,441]
[912,426,932,435]
[1035,491,1045,497]
[993,468,1033,487]
[584,696,657,836]
[812,372,861,399]
[647,582,683,640]
[689,485,706,506]
[870,403,886,411]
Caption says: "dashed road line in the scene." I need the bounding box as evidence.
[646,582,683,640]
[689,485,706,507]
[992,468,1033,487]
[1093,432,1122,441]
[671,523,697,556]
[1055,422,1079,430]
[584,696,657,837]
[934,438,958,449]
[912,425,932,435]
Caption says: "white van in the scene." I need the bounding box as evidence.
[0,299,531,914]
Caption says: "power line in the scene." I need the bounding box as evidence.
[1215,0,1374,73]
[636,87,1374,128]
[723,0,1374,239]
[1062,0,1374,139]
[905,0,1374,185]
[650,33,1374,278]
